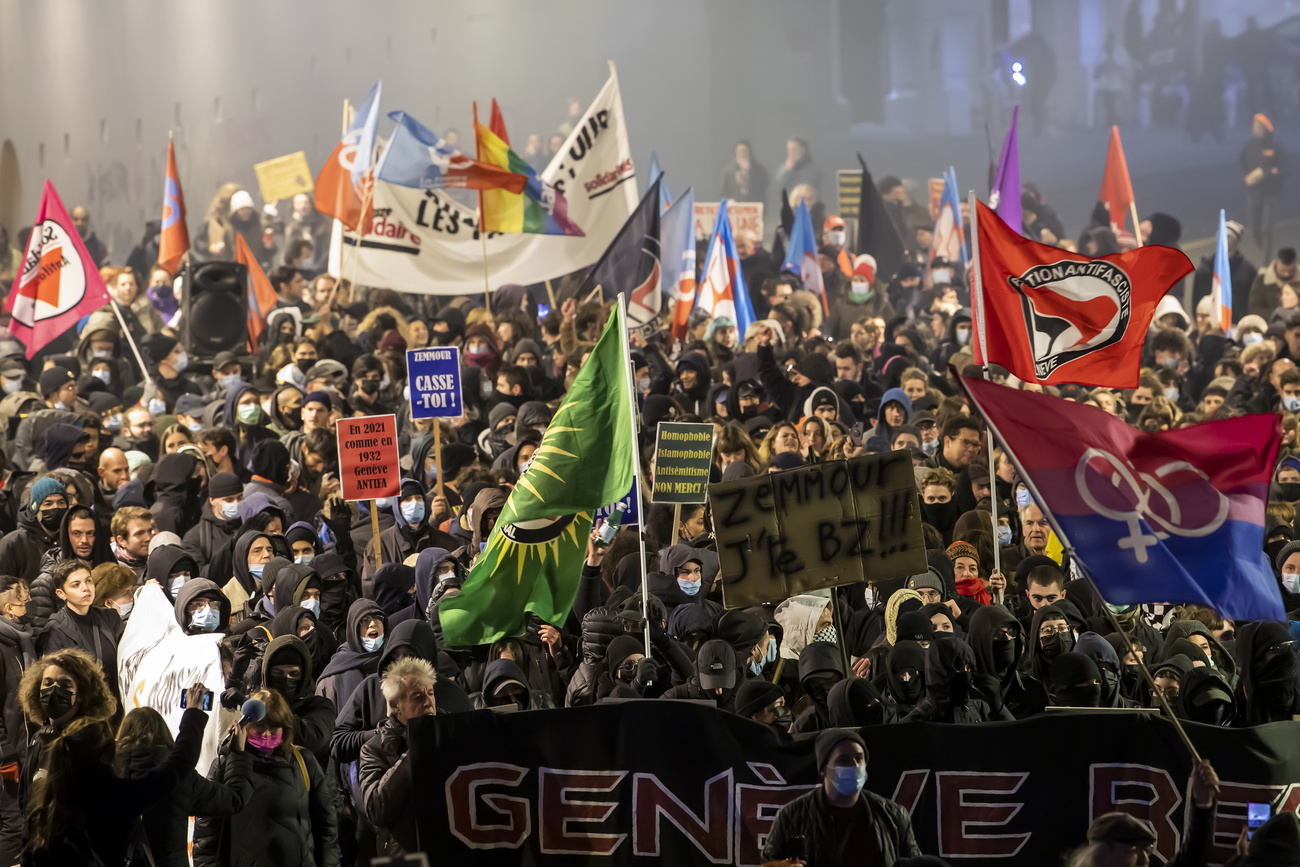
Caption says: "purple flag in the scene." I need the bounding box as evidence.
[990,105,1021,235]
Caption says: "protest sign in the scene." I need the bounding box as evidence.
[407,346,463,419]
[409,703,1300,867]
[651,422,714,504]
[693,201,763,242]
[837,169,862,219]
[118,583,228,774]
[253,151,314,202]
[709,451,924,607]
[336,414,401,501]
[596,478,640,527]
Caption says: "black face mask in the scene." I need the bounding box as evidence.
[296,358,315,374]
[39,684,75,720]
[282,410,302,430]
[1120,664,1144,698]
[991,638,1018,672]
[737,403,758,421]
[920,500,960,534]
[1055,683,1102,707]
[268,673,303,700]
[1039,631,1074,660]
[38,508,67,533]
[1277,483,1300,503]
[358,379,380,396]
[894,674,924,704]
[1099,669,1120,704]
[771,704,793,727]
[947,670,972,704]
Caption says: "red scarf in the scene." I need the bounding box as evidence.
[956,575,991,606]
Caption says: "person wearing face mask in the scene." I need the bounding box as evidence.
[150,451,204,537]
[660,639,738,709]
[1020,604,1075,697]
[790,641,846,734]
[717,608,771,683]
[764,728,920,866]
[37,366,79,414]
[966,604,1047,719]
[361,478,457,593]
[182,472,244,579]
[1271,458,1300,509]
[1074,632,1136,709]
[28,503,110,630]
[880,640,927,723]
[903,637,993,722]
[1235,622,1300,725]
[827,254,895,341]
[258,634,336,767]
[174,578,230,638]
[735,679,791,736]
[142,333,201,412]
[0,476,69,584]
[194,688,338,867]
[146,544,201,606]
[725,380,770,427]
[1049,652,1103,708]
[221,382,278,468]
[37,561,124,707]
[316,598,389,709]
[284,521,321,569]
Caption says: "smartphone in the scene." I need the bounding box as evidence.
[537,303,551,319]
[1248,802,1271,840]
[180,689,213,711]
[786,834,807,862]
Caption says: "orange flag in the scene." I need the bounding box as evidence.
[489,98,509,145]
[157,137,189,274]
[235,234,280,352]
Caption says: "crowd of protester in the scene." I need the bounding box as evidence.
[0,142,1296,864]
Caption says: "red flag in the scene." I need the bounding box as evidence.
[5,181,112,359]
[1098,126,1136,240]
[315,138,368,231]
[489,98,509,145]
[235,234,280,352]
[973,200,1192,388]
[157,137,189,274]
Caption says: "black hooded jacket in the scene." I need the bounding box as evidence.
[152,452,203,536]
[316,598,388,709]
[881,640,926,723]
[1235,621,1300,726]
[183,500,243,581]
[790,641,845,734]
[261,634,336,766]
[966,604,1045,718]
[28,504,109,630]
[902,638,992,723]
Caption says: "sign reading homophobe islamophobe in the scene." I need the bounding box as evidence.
[709,451,925,608]
[336,414,401,501]
[406,347,463,419]
[652,422,714,504]
[408,704,1300,867]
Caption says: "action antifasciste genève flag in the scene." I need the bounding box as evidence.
[438,305,634,646]
[973,200,1192,387]
[7,181,113,359]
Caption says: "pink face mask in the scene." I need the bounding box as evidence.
[247,731,284,753]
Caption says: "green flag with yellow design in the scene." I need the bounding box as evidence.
[439,305,635,646]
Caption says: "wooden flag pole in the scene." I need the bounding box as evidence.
[1130,201,1144,247]
[370,499,383,571]
[108,300,154,386]
[967,190,1001,579]
[616,294,652,658]
[480,229,492,313]
[433,421,445,499]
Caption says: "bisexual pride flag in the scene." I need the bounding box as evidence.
[961,374,1284,621]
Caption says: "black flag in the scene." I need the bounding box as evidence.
[855,154,905,283]
[584,176,662,326]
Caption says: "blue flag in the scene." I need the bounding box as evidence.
[375,111,524,193]
[647,152,672,212]
[782,200,826,311]
[1211,209,1233,334]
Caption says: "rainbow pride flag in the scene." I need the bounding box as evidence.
[474,102,584,237]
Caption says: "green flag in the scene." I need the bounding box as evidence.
[439,305,635,645]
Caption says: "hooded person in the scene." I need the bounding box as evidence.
[826,676,884,727]
[596,634,654,702]
[259,633,336,766]
[0,476,66,583]
[1163,618,1237,685]
[717,608,771,682]
[651,545,718,614]
[965,603,1046,718]
[362,478,457,592]
[1074,631,1130,709]
[1235,621,1300,726]
[315,597,389,708]
[725,380,770,427]
[667,603,716,654]
[882,640,927,722]
[283,522,320,568]
[734,679,791,735]
[1020,603,1076,691]
[870,387,912,449]
[171,579,231,640]
[660,640,738,709]
[182,471,244,580]
[312,552,361,638]
[145,545,200,606]
[150,452,203,537]
[372,564,417,620]
[387,547,445,629]
[791,641,846,733]
[269,603,335,686]
[1164,638,1213,671]
[244,440,295,521]
[671,350,714,417]
[1049,652,1103,707]
[28,504,110,630]
[883,588,925,646]
[474,658,545,711]
[39,422,88,473]
[1177,667,1237,727]
[221,381,278,468]
[218,529,273,626]
[902,637,992,722]
[230,556,294,634]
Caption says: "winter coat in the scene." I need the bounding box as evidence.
[762,786,920,866]
[28,504,110,630]
[358,715,419,855]
[0,618,33,764]
[260,634,337,767]
[193,741,339,867]
[315,599,387,709]
[117,744,251,867]
[0,508,55,584]
[183,504,242,580]
[151,452,203,536]
[37,606,123,702]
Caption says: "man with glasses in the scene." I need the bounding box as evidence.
[930,414,987,514]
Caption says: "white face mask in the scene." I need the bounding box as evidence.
[1163,387,1179,402]
[169,573,190,597]
[220,500,241,520]
[827,229,846,247]
[1284,572,1300,594]
[115,599,133,619]
[0,379,19,395]
[931,268,952,285]
[1285,395,1300,413]
[1243,332,1264,345]
[92,370,111,385]
[956,326,971,345]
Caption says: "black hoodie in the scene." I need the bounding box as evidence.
[151,453,203,537]
[260,634,336,765]
[1235,621,1300,726]
[903,637,992,723]
[29,504,109,630]
[316,598,388,708]
[147,545,200,606]
[790,641,845,733]
[882,640,926,722]
[173,578,231,635]
[966,604,1045,718]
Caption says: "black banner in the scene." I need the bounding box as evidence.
[409,704,1300,866]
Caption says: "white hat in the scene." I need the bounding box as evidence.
[230,190,255,212]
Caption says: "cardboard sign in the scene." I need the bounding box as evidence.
[253,151,314,203]
[709,451,926,608]
[336,414,401,501]
[693,201,764,242]
[595,478,640,527]
[651,422,714,504]
[407,346,463,419]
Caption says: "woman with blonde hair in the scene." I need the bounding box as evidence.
[758,420,801,466]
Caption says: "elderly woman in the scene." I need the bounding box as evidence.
[358,657,437,855]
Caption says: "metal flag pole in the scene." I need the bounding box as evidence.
[960,377,1202,763]
[108,300,153,386]
[967,191,1001,579]
[616,294,652,658]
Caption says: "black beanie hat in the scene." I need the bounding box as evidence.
[143,334,180,365]
[208,472,243,499]
[813,728,867,772]
[735,679,785,718]
[38,366,75,398]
